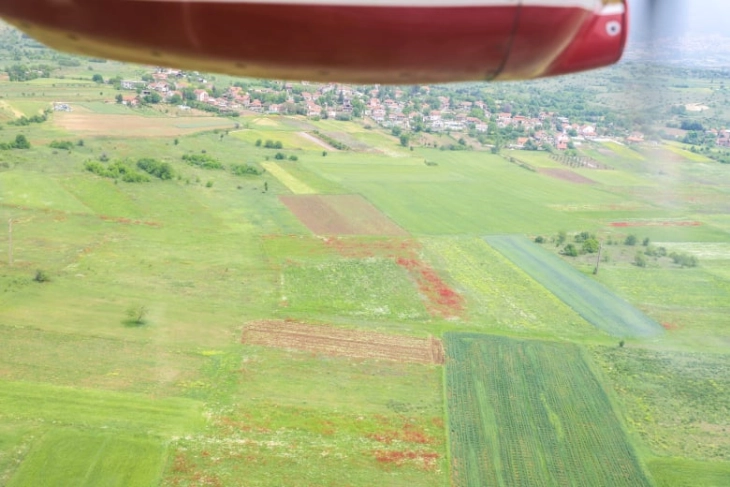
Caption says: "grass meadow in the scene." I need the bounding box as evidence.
[0,67,728,485]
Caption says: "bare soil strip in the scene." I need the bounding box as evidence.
[299,131,337,151]
[242,320,444,365]
[280,194,408,236]
[53,113,236,137]
[539,168,596,184]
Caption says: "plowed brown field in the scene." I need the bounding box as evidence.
[242,320,444,365]
[279,195,408,236]
[54,113,236,137]
[540,168,595,184]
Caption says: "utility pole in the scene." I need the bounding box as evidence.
[594,242,602,275]
[7,218,12,267]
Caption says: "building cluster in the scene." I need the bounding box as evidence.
[709,129,730,147]
[115,68,640,151]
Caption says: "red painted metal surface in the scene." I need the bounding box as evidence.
[0,0,627,83]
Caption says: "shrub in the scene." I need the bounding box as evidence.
[137,158,174,180]
[274,152,286,160]
[634,252,647,268]
[582,238,600,254]
[182,153,224,170]
[49,140,74,150]
[205,180,214,188]
[34,269,51,283]
[562,244,579,257]
[0,134,31,150]
[230,164,262,176]
[289,155,298,161]
[126,305,148,325]
[534,236,545,244]
[84,160,150,182]
[9,113,48,126]
[669,252,698,268]
[624,234,638,246]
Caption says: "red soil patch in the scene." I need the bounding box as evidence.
[322,237,464,319]
[396,257,464,319]
[661,322,681,330]
[610,221,702,227]
[242,320,444,365]
[539,168,596,184]
[99,215,162,227]
[373,450,440,470]
[279,194,408,236]
[368,421,436,445]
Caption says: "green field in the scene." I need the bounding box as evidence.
[445,334,651,487]
[7,430,166,487]
[423,237,596,340]
[647,459,730,487]
[486,235,664,337]
[592,346,730,461]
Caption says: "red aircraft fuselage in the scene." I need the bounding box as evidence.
[0,0,627,83]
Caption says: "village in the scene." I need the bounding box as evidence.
[67,66,730,152]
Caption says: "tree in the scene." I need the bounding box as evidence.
[562,244,579,257]
[169,93,182,105]
[34,269,50,283]
[143,92,162,104]
[556,230,567,246]
[126,305,148,325]
[255,139,262,147]
[399,133,410,147]
[625,234,638,246]
[264,181,268,192]
[92,73,104,83]
[634,252,647,268]
[582,238,600,254]
[13,134,30,149]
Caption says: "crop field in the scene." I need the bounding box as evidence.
[486,236,664,337]
[280,257,430,321]
[232,129,325,151]
[53,112,236,136]
[0,380,204,434]
[423,238,596,339]
[592,346,730,461]
[647,459,730,487]
[593,264,730,350]
[279,194,409,236]
[7,430,166,487]
[241,320,444,364]
[262,162,316,194]
[266,235,465,320]
[444,334,651,487]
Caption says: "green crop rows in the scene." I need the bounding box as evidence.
[485,236,664,337]
[444,334,651,487]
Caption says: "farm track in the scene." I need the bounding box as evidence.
[299,131,337,151]
[242,320,444,364]
[445,334,653,487]
[486,235,664,338]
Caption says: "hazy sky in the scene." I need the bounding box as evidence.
[629,0,730,41]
